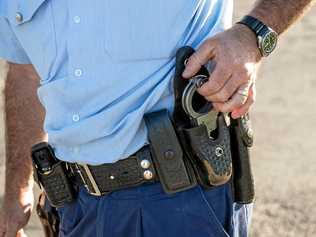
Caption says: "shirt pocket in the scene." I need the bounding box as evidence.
[103,0,200,62]
[2,0,57,83]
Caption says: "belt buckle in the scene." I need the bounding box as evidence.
[75,163,102,196]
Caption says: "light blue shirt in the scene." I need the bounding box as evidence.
[0,0,233,165]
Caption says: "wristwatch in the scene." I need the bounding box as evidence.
[237,15,278,57]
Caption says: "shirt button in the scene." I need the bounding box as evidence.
[72,114,80,122]
[73,16,81,24]
[15,12,23,23]
[74,69,82,77]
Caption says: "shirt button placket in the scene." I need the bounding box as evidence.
[72,12,83,80]
[69,9,84,158]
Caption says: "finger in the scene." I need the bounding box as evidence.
[213,83,251,113]
[16,229,27,237]
[201,63,255,100]
[197,66,232,98]
[231,84,256,119]
[212,102,221,112]
[231,97,253,119]
[182,39,217,78]
[204,73,244,102]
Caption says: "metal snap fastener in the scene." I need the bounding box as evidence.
[15,12,23,23]
[247,129,253,138]
[140,159,151,169]
[143,170,153,180]
[109,175,115,180]
[164,150,174,159]
[215,147,224,157]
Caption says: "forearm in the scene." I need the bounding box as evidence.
[4,63,46,200]
[249,0,315,34]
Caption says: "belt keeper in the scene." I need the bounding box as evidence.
[75,164,102,196]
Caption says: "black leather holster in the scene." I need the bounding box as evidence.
[172,46,255,204]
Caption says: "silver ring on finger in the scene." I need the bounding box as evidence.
[236,91,248,105]
[237,89,248,98]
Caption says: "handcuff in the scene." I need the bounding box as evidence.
[181,74,219,138]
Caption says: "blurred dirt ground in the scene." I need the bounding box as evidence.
[1,1,316,236]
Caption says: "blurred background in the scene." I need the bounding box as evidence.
[0,0,315,236]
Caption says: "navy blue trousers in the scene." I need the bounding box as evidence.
[57,183,252,237]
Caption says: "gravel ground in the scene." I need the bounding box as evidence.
[1,1,316,236]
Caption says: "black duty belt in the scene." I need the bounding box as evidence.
[68,146,158,196]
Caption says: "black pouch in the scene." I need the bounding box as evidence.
[183,115,232,188]
[230,114,255,204]
[144,109,197,194]
[32,142,76,208]
[36,161,76,207]
[172,46,233,188]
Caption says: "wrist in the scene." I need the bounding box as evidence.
[4,184,34,204]
[237,15,279,57]
[231,24,262,62]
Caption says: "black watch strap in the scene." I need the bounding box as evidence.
[237,15,278,57]
[238,15,267,36]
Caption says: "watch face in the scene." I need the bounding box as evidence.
[261,31,278,56]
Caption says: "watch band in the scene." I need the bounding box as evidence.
[237,15,278,57]
[238,15,268,36]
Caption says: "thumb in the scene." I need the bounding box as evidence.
[182,39,216,78]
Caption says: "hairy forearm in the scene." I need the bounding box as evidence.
[249,0,315,34]
[4,63,46,199]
